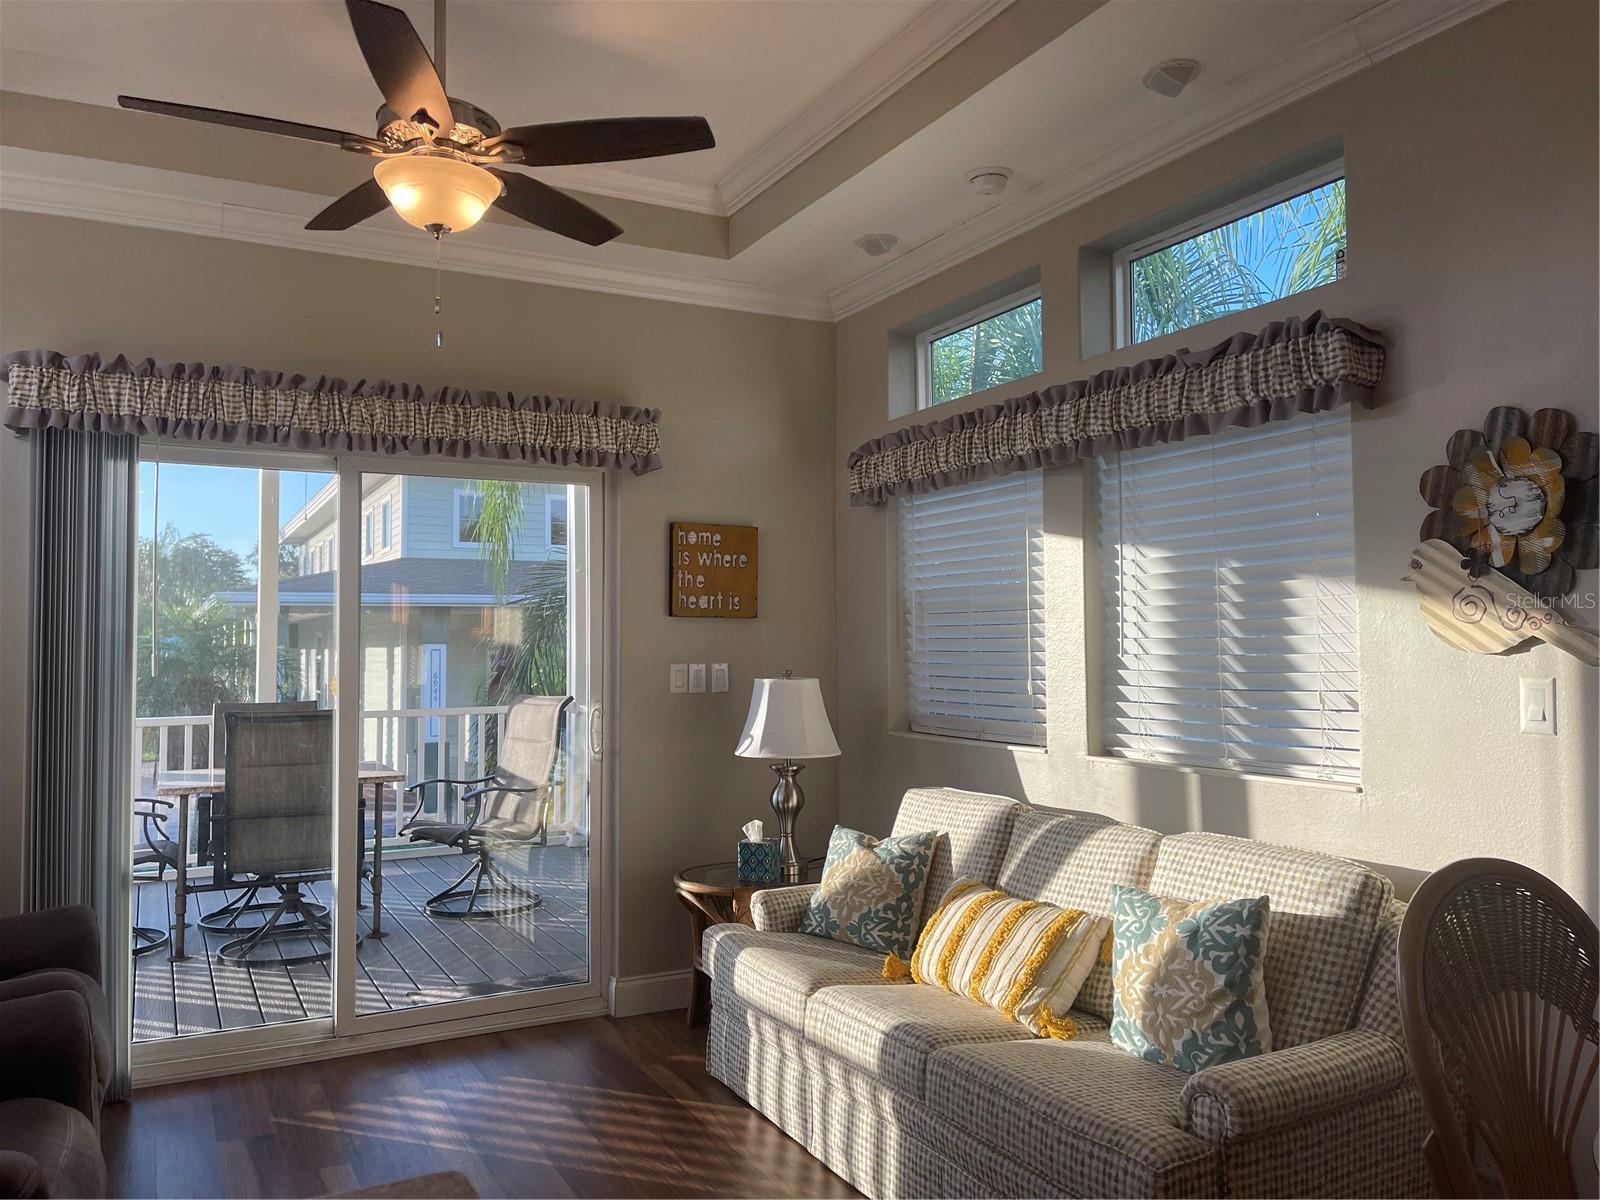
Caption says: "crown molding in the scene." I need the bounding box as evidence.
[531,164,725,215]
[0,147,833,322]
[826,0,1505,319]
[717,0,1014,214]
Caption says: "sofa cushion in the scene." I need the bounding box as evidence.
[924,1034,1218,1198]
[0,1098,106,1200]
[703,925,886,1030]
[1148,832,1394,1048]
[890,787,1024,926]
[798,825,937,959]
[0,970,110,1094]
[805,983,1032,1098]
[997,807,1164,1019]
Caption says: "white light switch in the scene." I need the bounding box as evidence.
[1519,676,1555,735]
[711,662,730,693]
[669,663,688,694]
[688,662,707,693]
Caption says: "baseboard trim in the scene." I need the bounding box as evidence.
[609,969,693,1018]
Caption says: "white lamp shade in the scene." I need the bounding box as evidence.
[735,676,841,760]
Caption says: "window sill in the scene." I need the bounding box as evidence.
[889,728,1047,755]
[1084,754,1362,795]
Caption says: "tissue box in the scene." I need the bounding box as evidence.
[737,838,781,885]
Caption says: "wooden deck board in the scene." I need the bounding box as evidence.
[132,846,590,1041]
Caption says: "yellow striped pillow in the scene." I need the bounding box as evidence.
[886,878,1108,1040]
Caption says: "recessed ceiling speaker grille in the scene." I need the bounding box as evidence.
[1143,59,1200,98]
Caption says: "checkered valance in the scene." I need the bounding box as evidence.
[2,349,662,474]
[848,311,1385,506]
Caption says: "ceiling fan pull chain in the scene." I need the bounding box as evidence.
[434,228,444,349]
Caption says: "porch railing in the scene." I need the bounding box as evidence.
[132,704,594,855]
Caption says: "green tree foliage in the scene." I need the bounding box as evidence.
[470,480,567,704]
[136,527,256,721]
[1131,179,1346,344]
[930,297,1043,407]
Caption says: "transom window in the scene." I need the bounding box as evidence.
[917,288,1042,409]
[1096,408,1360,783]
[899,472,1046,746]
[1118,166,1346,346]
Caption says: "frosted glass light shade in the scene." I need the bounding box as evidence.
[373,155,502,232]
[736,676,841,760]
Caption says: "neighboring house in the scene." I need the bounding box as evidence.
[220,474,569,783]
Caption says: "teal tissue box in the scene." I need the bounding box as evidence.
[738,838,781,885]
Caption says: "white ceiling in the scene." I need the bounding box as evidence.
[0,0,938,206]
[0,0,1496,318]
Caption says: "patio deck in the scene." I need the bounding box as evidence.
[131,843,590,1043]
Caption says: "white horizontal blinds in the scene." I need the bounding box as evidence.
[900,472,1046,746]
[1098,408,1360,782]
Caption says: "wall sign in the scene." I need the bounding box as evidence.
[670,522,757,618]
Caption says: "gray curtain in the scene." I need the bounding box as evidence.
[25,426,136,1099]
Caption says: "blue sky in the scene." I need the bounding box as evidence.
[137,463,333,564]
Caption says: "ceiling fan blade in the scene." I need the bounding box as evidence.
[487,169,622,246]
[117,96,381,151]
[306,178,390,231]
[345,0,454,132]
[487,117,715,166]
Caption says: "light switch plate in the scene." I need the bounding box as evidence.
[688,662,708,693]
[1519,676,1555,735]
[711,662,729,693]
[669,663,688,694]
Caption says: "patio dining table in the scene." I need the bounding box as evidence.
[154,762,404,959]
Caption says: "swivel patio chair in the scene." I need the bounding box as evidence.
[131,796,181,957]
[212,708,336,967]
[1398,857,1599,1198]
[400,695,572,919]
[198,699,323,933]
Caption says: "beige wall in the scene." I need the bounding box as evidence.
[833,0,1599,914]
[0,213,837,980]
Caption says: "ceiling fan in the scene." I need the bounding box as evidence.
[117,0,715,247]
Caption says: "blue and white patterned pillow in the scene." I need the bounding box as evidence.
[1109,883,1273,1074]
[798,825,937,959]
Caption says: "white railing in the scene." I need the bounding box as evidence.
[133,702,585,837]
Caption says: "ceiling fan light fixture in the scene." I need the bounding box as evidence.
[373,154,501,232]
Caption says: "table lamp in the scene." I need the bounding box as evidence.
[735,671,841,884]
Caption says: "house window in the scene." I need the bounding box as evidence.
[1097,407,1360,783]
[380,498,392,550]
[1117,166,1345,346]
[454,489,484,546]
[363,510,374,557]
[917,288,1042,409]
[898,472,1045,746]
[547,493,568,548]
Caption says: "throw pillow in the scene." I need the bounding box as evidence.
[1109,883,1273,1073]
[889,877,1108,1040]
[798,825,937,958]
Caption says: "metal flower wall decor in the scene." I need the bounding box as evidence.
[1419,406,1598,598]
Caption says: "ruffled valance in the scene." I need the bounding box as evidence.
[2,350,662,473]
[848,311,1385,506]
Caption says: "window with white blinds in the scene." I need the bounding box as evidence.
[1096,408,1360,782]
[899,473,1046,746]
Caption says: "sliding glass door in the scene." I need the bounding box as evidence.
[128,448,606,1069]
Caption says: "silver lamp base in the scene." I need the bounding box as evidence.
[768,760,806,884]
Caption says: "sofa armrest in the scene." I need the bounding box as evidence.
[0,1149,45,1199]
[0,991,102,1124]
[1180,1029,1411,1142]
[0,907,100,985]
[749,884,819,932]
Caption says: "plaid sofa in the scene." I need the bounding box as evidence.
[703,788,1429,1199]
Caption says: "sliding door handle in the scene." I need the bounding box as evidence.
[588,704,603,759]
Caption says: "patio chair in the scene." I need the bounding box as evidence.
[1398,857,1599,1198]
[199,699,322,933]
[212,708,335,967]
[400,695,572,919]
[131,796,181,957]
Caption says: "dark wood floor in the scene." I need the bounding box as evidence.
[103,1010,859,1200]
